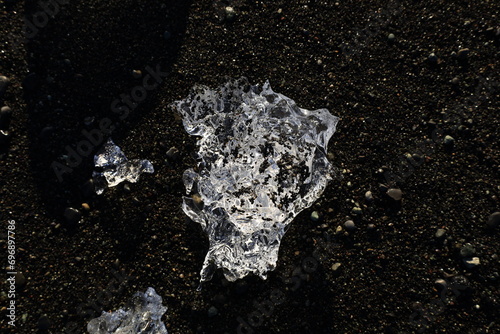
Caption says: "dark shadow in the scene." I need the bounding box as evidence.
[22,0,191,245]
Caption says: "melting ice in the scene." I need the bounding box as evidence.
[173,78,339,283]
[93,138,154,195]
[87,287,168,334]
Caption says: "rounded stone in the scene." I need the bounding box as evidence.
[0,106,12,130]
[81,179,95,198]
[166,146,180,160]
[428,53,438,62]
[208,306,218,317]
[0,129,11,148]
[457,48,470,59]
[434,278,447,291]
[387,33,395,42]
[463,257,480,269]
[460,243,476,258]
[435,228,446,239]
[0,75,9,97]
[351,206,362,215]
[331,262,342,271]
[387,188,403,201]
[225,6,236,22]
[344,220,356,231]
[365,191,373,202]
[487,212,500,228]
[310,211,320,222]
[444,135,455,146]
[15,272,26,288]
[132,69,142,79]
[64,207,82,226]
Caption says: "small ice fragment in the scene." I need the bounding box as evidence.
[87,287,168,334]
[173,78,339,283]
[93,138,154,194]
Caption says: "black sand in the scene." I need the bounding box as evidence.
[1,1,499,333]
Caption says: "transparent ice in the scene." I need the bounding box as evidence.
[93,138,154,195]
[87,287,168,334]
[173,78,339,283]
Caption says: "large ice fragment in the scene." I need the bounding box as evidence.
[87,287,168,334]
[93,138,154,194]
[173,78,339,283]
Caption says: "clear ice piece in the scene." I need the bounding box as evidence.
[173,78,339,282]
[87,287,168,334]
[93,138,154,194]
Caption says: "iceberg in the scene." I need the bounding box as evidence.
[173,78,339,283]
[93,138,154,195]
[87,287,168,334]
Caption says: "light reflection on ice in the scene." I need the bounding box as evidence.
[87,287,168,334]
[173,78,338,283]
[93,138,154,195]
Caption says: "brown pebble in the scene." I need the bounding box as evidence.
[387,188,403,201]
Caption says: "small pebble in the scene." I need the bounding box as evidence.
[15,272,26,288]
[64,207,81,226]
[166,146,180,160]
[460,243,476,257]
[0,75,9,97]
[387,33,395,42]
[81,203,90,211]
[435,228,446,239]
[344,220,356,231]
[0,106,12,130]
[225,6,236,22]
[387,188,403,201]
[331,262,342,271]
[81,179,95,198]
[428,53,438,62]
[310,211,320,222]
[132,70,142,79]
[0,129,10,148]
[365,191,373,202]
[208,306,218,318]
[457,48,470,59]
[444,135,455,146]
[487,212,500,228]
[450,77,460,86]
[463,257,480,269]
[434,278,447,291]
[367,223,376,231]
[351,207,362,215]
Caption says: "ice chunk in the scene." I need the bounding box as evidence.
[93,138,154,194]
[173,78,339,282]
[87,287,168,334]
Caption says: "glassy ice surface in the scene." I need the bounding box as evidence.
[87,287,168,334]
[173,78,339,282]
[93,138,154,195]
